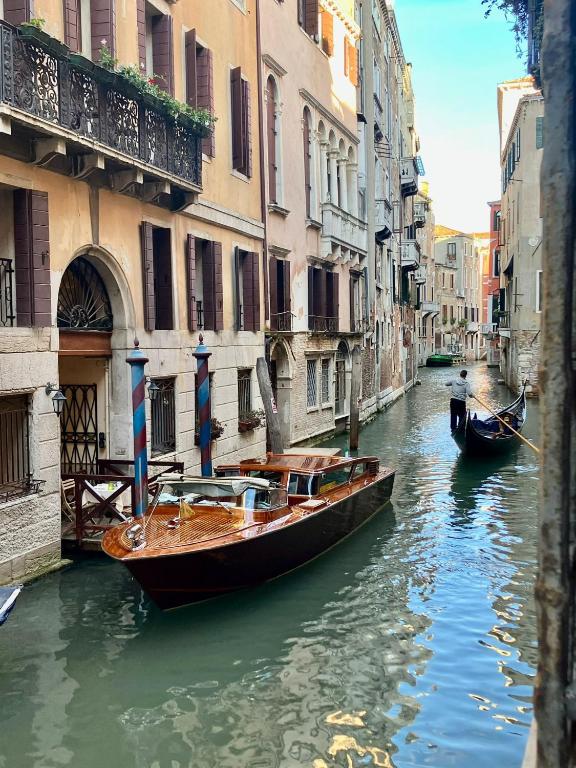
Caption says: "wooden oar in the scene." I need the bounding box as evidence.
[473,394,540,455]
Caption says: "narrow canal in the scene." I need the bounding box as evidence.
[0,364,539,768]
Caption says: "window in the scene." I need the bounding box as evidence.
[450,306,454,322]
[151,379,176,456]
[442,305,447,323]
[335,343,347,416]
[307,359,317,407]
[493,249,501,277]
[303,108,313,217]
[231,68,252,177]
[140,4,174,94]
[298,0,319,37]
[186,237,223,332]
[494,210,501,232]
[186,31,215,156]
[0,395,34,501]
[308,267,339,332]
[266,77,280,204]
[536,116,544,149]
[350,274,362,332]
[450,273,454,289]
[59,0,115,61]
[269,256,291,331]
[447,242,456,257]
[320,9,334,55]
[321,359,330,403]
[536,270,543,312]
[237,369,252,418]
[234,248,261,331]
[140,223,174,331]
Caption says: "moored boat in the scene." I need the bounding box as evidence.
[426,354,454,367]
[102,453,395,609]
[453,386,527,456]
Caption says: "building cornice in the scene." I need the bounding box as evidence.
[262,54,287,78]
[299,89,359,145]
[320,0,361,40]
[182,199,264,240]
[501,93,544,163]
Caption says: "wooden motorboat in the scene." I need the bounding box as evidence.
[102,453,395,609]
[452,386,527,456]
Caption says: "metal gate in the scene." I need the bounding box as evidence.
[60,384,98,474]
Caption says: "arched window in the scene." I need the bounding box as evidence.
[57,257,113,331]
[267,76,279,204]
[303,107,313,218]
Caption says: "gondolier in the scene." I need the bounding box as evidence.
[445,370,475,431]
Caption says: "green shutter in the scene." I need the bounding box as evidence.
[536,116,544,149]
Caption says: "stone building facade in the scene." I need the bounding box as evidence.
[0,0,266,582]
[497,81,544,395]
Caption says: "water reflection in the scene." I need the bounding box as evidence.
[0,365,538,768]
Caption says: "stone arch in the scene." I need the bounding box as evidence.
[335,340,351,416]
[269,339,292,444]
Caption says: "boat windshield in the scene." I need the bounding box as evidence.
[242,487,288,511]
[155,475,271,503]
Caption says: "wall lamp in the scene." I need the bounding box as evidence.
[45,383,67,417]
[146,378,160,402]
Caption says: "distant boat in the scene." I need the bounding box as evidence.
[0,585,22,626]
[426,354,454,367]
[453,386,527,456]
[102,454,395,609]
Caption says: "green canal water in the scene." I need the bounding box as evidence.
[0,365,539,768]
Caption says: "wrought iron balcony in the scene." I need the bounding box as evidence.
[414,265,427,284]
[270,311,293,332]
[308,315,339,334]
[401,239,421,269]
[414,201,426,228]
[0,258,15,327]
[0,22,203,208]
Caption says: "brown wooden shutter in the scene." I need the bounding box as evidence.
[269,255,278,330]
[243,78,253,178]
[185,30,198,107]
[13,189,51,328]
[242,252,260,332]
[140,222,155,332]
[63,0,81,52]
[91,0,116,61]
[137,0,146,74]
[318,268,326,321]
[307,266,314,330]
[321,10,333,56]
[234,246,242,330]
[266,79,277,203]
[344,38,349,77]
[202,241,215,331]
[304,0,319,37]
[213,241,223,331]
[349,43,358,87]
[152,14,174,95]
[283,260,291,317]
[303,113,311,218]
[231,67,243,171]
[197,47,215,157]
[3,0,32,25]
[186,234,197,332]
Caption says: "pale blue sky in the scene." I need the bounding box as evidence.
[394,0,525,232]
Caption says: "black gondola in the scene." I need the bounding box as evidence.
[452,385,527,456]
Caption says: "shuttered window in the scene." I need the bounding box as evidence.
[186,32,214,156]
[308,267,338,332]
[13,189,51,328]
[266,77,278,203]
[137,0,146,72]
[63,0,81,52]
[140,222,173,331]
[231,67,252,177]
[321,10,333,55]
[152,13,174,95]
[234,248,260,332]
[348,41,358,86]
[91,0,116,61]
[186,238,223,333]
[298,0,318,37]
[3,0,32,25]
[269,256,291,331]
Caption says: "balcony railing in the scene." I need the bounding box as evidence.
[498,311,510,329]
[0,22,203,197]
[0,258,15,327]
[375,198,393,241]
[321,202,367,257]
[270,311,293,332]
[420,301,440,315]
[414,202,426,228]
[308,315,339,333]
[414,265,427,284]
[401,240,421,269]
[350,316,364,334]
[400,157,418,196]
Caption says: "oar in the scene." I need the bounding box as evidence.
[473,394,540,455]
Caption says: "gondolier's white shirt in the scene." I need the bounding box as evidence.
[445,378,474,401]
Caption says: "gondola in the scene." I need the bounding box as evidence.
[452,384,527,456]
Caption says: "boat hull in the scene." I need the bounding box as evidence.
[119,472,395,609]
[453,388,527,457]
[426,355,453,367]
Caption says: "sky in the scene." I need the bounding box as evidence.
[394,0,525,233]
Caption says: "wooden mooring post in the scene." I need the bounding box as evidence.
[256,357,284,454]
[349,345,362,451]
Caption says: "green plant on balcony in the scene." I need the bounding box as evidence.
[21,17,46,30]
[458,319,468,328]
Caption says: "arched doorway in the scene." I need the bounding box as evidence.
[335,341,350,418]
[57,255,116,474]
[270,341,292,445]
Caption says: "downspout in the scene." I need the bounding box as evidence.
[255,0,270,344]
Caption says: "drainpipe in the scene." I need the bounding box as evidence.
[255,0,269,333]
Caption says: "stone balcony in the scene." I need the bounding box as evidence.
[400,157,418,196]
[414,265,427,284]
[375,198,393,242]
[420,301,440,316]
[401,239,421,269]
[321,202,367,258]
[466,321,480,333]
[0,22,204,210]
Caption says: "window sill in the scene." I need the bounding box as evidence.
[321,403,333,411]
[306,217,322,230]
[306,406,320,413]
[268,202,290,217]
[231,169,251,184]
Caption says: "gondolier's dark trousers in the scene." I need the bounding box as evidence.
[450,398,467,431]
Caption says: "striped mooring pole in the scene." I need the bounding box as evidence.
[126,339,149,518]
[193,334,213,477]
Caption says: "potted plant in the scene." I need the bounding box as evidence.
[194,417,225,446]
[238,409,265,433]
[18,18,69,56]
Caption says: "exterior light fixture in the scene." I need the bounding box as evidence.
[147,378,160,402]
[45,383,67,417]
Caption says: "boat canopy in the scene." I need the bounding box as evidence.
[155,474,272,498]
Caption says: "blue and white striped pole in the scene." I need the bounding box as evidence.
[193,335,213,477]
[126,339,149,518]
